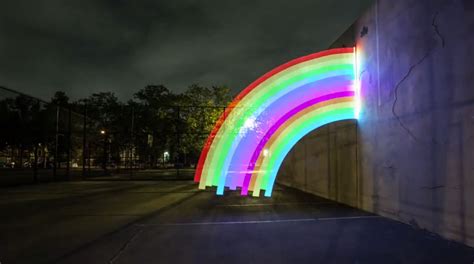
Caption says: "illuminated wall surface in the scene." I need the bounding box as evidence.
[195,47,360,197]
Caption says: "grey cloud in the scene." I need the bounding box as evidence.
[0,0,373,101]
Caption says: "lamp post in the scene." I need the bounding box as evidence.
[101,130,107,172]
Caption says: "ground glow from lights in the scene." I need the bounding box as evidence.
[195,48,359,197]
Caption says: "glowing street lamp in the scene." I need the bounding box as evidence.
[163,151,170,167]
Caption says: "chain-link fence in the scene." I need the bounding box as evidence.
[0,86,223,186]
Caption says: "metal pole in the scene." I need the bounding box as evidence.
[176,106,180,178]
[103,133,107,173]
[82,103,87,179]
[33,144,38,183]
[33,101,39,183]
[130,106,134,179]
[66,107,71,180]
[53,106,59,180]
[88,142,91,175]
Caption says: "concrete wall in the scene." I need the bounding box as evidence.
[277,0,474,247]
[277,120,360,208]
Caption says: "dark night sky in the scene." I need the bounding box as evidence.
[0,0,372,101]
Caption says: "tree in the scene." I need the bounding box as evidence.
[176,84,232,166]
[132,85,178,167]
[51,91,69,106]
[78,92,122,167]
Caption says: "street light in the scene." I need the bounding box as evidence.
[163,151,169,168]
[101,130,107,170]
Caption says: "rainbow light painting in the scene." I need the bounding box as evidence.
[195,47,359,197]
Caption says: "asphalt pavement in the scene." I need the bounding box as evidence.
[0,180,473,264]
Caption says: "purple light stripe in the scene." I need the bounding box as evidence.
[240,91,355,195]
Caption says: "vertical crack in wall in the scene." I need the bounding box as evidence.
[431,11,446,48]
[391,50,433,143]
[391,9,445,144]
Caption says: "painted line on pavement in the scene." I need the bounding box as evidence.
[139,218,315,226]
[138,215,382,227]
[316,215,381,221]
[215,202,335,207]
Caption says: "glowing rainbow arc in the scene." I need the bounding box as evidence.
[195,47,359,197]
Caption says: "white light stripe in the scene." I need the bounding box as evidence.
[316,215,381,221]
[215,202,334,207]
[137,215,382,227]
[139,219,315,226]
